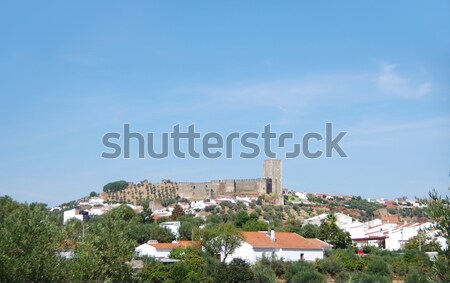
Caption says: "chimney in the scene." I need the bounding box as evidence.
[270,230,276,241]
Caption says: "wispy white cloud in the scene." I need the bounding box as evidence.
[376,63,432,98]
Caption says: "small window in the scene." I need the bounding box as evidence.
[300,253,304,260]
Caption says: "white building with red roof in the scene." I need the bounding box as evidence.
[226,231,331,263]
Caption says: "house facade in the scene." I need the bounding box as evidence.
[225,231,331,264]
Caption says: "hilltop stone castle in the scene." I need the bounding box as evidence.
[177,159,283,205]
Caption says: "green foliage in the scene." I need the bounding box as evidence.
[255,253,285,278]
[234,210,250,228]
[419,189,450,244]
[403,250,432,273]
[89,191,98,197]
[335,271,351,283]
[344,196,384,219]
[216,258,254,283]
[317,216,352,249]
[199,223,243,262]
[405,271,427,283]
[139,258,169,283]
[104,204,138,221]
[287,223,319,238]
[317,256,344,276]
[285,260,317,282]
[351,271,391,283]
[169,247,186,260]
[160,198,176,207]
[290,269,325,283]
[103,180,128,192]
[404,233,442,252]
[252,263,276,283]
[367,257,391,277]
[69,217,135,282]
[0,197,62,282]
[179,221,194,240]
[241,220,269,231]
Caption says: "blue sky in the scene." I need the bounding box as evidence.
[0,1,449,206]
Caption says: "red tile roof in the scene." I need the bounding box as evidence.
[241,232,327,250]
[306,238,333,248]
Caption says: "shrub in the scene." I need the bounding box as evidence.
[217,258,254,283]
[352,271,391,283]
[335,271,350,283]
[285,260,316,282]
[391,258,409,277]
[367,257,391,276]
[405,272,427,283]
[252,264,276,283]
[290,270,325,283]
[317,256,344,276]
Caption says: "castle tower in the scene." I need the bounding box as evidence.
[264,159,283,205]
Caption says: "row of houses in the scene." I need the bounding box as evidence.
[135,230,332,264]
[303,213,448,251]
[62,199,143,224]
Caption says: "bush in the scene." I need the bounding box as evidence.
[216,258,254,283]
[335,271,350,283]
[352,271,391,283]
[405,271,427,283]
[252,264,276,283]
[317,256,344,276]
[391,258,409,277]
[367,257,391,276]
[290,270,325,283]
[285,260,316,282]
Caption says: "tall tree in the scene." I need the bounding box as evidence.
[199,223,243,262]
[317,214,352,249]
[419,189,450,244]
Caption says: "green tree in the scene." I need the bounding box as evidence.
[69,217,135,282]
[419,189,450,245]
[179,221,194,240]
[103,180,128,192]
[405,233,442,252]
[199,223,243,262]
[317,214,352,249]
[0,197,63,282]
[234,210,250,228]
[241,220,269,232]
[104,204,138,221]
[160,198,176,207]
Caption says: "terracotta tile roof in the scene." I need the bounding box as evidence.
[306,238,333,248]
[149,240,201,250]
[241,232,326,250]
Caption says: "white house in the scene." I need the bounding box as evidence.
[135,240,200,258]
[295,192,309,200]
[159,221,181,238]
[63,208,84,224]
[226,231,332,264]
[303,213,353,227]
